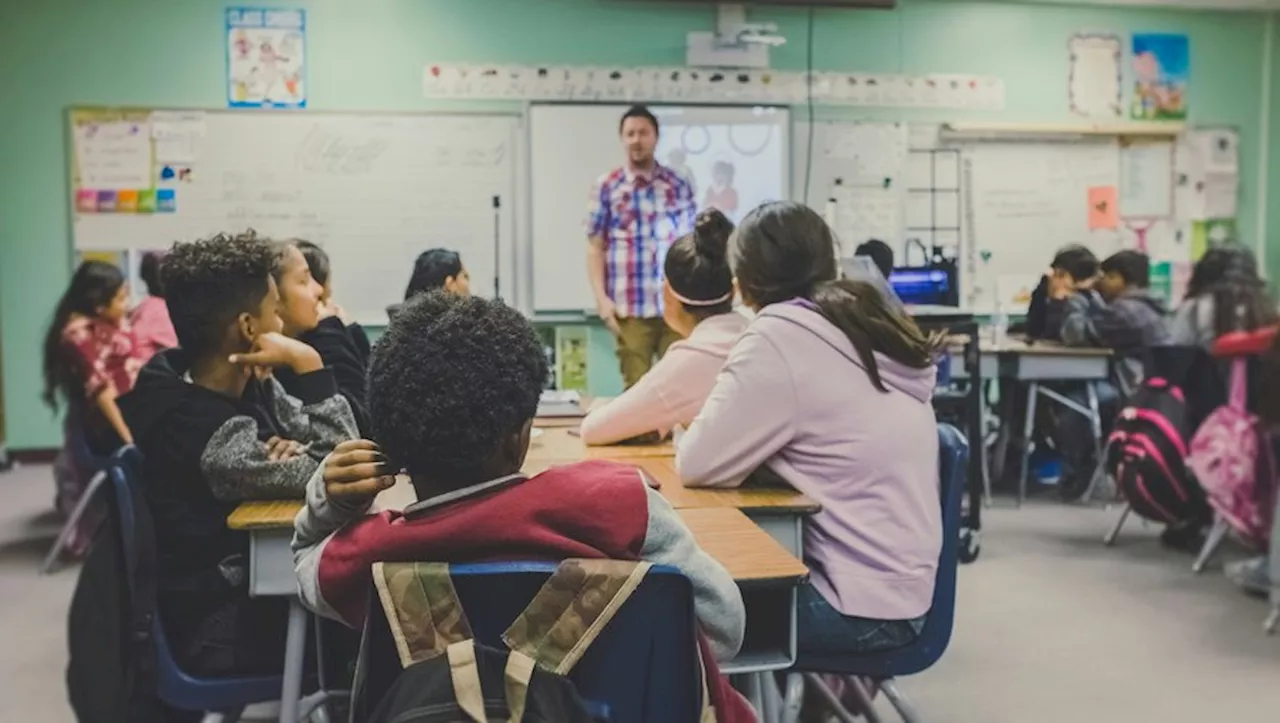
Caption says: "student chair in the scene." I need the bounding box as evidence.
[779,423,968,723]
[42,402,115,573]
[106,446,287,723]
[357,562,703,723]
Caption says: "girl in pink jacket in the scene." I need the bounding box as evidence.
[678,201,943,662]
[581,209,748,445]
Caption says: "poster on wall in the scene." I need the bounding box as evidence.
[1131,33,1188,121]
[226,7,307,109]
[1068,34,1122,118]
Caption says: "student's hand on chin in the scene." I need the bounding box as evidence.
[325,439,396,504]
[229,332,323,374]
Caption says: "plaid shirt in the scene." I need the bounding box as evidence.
[586,163,697,318]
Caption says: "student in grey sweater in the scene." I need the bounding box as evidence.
[119,231,357,676]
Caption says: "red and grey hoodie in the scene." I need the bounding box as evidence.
[292,458,754,722]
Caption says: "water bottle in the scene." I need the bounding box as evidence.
[992,301,1009,348]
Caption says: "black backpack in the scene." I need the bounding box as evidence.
[354,560,697,723]
[1106,376,1208,524]
[66,450,175,722]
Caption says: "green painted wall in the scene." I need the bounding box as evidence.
[0,0,1273,449]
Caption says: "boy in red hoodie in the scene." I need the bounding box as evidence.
[291,291,753,721]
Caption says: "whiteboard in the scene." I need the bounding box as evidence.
[72,110,521,324]
[960,139,1124,312]
[529,103,791,312]
[794,121,910,259]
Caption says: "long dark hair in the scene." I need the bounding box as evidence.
[665,209,735,318]
[42,261,126,408]
[1185,244,1277,337]
[734,201,936,392]
[405,248,462,300]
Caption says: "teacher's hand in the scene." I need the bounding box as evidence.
[596,296,622,336]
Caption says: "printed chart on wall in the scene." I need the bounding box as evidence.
[226,7,306,109]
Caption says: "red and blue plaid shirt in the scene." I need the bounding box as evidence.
[586,163,697,318]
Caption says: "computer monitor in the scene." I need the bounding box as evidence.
[889,267,954,307]
[840,256,905,312]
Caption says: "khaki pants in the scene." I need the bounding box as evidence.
[615,316,681,389]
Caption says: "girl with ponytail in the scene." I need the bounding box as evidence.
[580,209,749,445]
[678,201,944,660]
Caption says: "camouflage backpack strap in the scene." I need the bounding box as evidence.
[371,561,474,668]
[498,559,651,722]
[502,559,652,674]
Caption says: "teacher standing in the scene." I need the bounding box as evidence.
[586,105,698,388]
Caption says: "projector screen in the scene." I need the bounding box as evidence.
[529,103,791,312]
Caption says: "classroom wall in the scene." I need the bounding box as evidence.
[0,0,1273,450]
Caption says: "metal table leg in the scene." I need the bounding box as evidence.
[1018,382,1039,507]
[278,599,308,723]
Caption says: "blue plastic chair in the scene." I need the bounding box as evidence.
[782,422,969,723]
[106,446,284,721]
[42,402,116,573]
[358,562,704,723]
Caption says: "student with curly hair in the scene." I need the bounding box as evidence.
[118,230,358,676]
[292,292,753,722]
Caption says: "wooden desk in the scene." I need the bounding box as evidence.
[526,426,674,461]
[519,457,818,557]
[228,489,807,684]
[678,507,807,584]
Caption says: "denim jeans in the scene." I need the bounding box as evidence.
[795,583,925,662]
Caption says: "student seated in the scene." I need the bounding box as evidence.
[292,292,752,721]
[580,209,747,445]
[386,247,470,320]
[130,251,178,361]
[294,239,372,362]
[271,240,372,434]
[1058,250,1171,391]
[854,238,895,281]
[1170,244,1278,347]
[1026,245,1100,340]
[43,260,145,556]
[118,231,358,676]
[675,201,942,660]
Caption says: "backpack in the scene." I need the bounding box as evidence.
[353,559,714,723]
[67,453,171,722]
[1188,358,1278,546]
[1106,376,1208,524]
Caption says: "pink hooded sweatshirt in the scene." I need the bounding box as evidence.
[677,301,941,620]
[580,312,749,445]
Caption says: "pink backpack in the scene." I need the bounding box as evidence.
[1187,358,1277,546]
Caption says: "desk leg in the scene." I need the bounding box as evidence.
[739,674,765,722]
[1085,382,1104,460]
[279,598,308,723]
[1018,382,1039,507]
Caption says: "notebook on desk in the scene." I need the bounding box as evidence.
[537,390,586,419]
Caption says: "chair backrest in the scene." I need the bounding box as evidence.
[105,445,281,710]
[359,562,703,723]
[846,422,968,678]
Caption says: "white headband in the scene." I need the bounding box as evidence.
[671,288,734,307]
